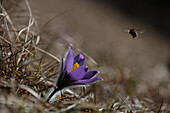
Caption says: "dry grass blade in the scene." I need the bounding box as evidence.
[0,36,19,50]
[15,0,35,42]
[19,84,41,100]
[39,8,74,35]
[24,0,33,42]
[59,97,88,112]
[34,46,60,62]
[118,95,132,111]
[157,100,163,113]
[35,35,40,45]
[0,3,17,37]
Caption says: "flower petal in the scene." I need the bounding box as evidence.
[74,54,85,66]
[70,65,88,80]
[82,70,99,79]
[74,76,103,84]
[65,48,75,73]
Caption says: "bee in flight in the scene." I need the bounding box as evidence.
[124,28,145,38]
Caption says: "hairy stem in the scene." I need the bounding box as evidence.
[46,88,60,102]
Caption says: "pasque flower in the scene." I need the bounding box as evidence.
[47,45,102,102]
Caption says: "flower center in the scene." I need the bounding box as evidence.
[72,62,79,71]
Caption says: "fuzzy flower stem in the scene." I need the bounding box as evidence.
[46,88,60,102]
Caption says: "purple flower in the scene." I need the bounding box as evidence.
[47,45,102,102]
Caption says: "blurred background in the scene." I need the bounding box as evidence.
[5,0,170,104]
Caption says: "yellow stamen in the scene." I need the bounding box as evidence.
[72,62,79,71]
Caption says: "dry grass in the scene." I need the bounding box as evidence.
[0,0,169,113]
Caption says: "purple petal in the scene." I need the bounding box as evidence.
[82,70,99,79]
[65,48,75,73]
[70,65,88,80]
[74,54,85,66]
[75,76,103,84]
